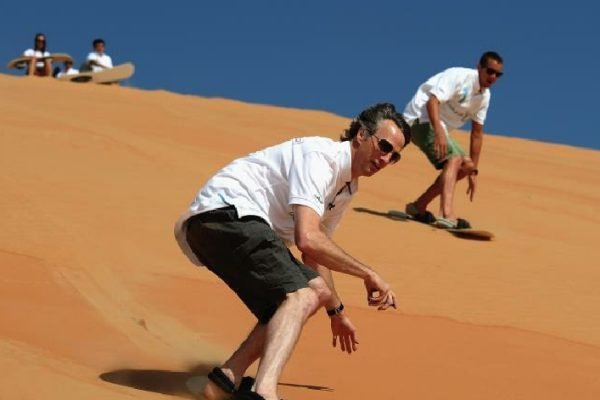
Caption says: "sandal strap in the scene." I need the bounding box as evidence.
[207,367,235,394]
[239,376,255,392]
[456,218,472,229]
[233,391,267,400]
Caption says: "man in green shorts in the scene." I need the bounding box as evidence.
[403,51,504,229]
[174,103,411,400]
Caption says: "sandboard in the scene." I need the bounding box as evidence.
[7,53,73,69]
[57,62,134,84]
[387,210,494,240]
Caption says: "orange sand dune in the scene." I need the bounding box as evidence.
[1,74,599,399]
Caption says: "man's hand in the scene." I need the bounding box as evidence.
[467,174,477,201]
[434,130,448,161]
[331,314,359,354]
[364,272,396,310]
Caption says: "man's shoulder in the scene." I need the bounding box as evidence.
[294,136,348,158]
[293,136,335,145]
[440,67,476,78]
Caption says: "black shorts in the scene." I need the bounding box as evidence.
[185,206,319,324]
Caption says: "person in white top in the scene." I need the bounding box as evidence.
[55,60,79,78]
[174,103,411,400]
[402,51,504,229]
[23,33,51,77]
[85,38,113,72]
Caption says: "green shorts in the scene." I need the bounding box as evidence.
[411,122,465,170]
[185,206,319,324]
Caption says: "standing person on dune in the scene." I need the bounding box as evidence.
[174,103,411,400]
[402,51,504,229]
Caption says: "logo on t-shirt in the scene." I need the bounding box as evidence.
[314,194,323,204]
[458,86,469,103]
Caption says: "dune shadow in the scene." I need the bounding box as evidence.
[100,363,333,398]
[353,206,410,221]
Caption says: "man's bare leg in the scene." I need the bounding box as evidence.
[413,157,474,219]
[439,157,462,220]
[203,323,266,399]
[204,277,329,400]
[253,284,325,400]
[413,174,443,214]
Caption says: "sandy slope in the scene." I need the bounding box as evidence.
[1,74,599,399]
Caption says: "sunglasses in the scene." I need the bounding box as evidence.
[371,134,401,164]
[485,67,503,78]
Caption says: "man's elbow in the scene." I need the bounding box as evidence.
[295,231,321,257]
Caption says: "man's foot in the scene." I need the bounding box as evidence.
[233,391,282,400]
[405,202,437,224]
[203,367,255,399]
[233,391,265,399]
[434,217,472,229]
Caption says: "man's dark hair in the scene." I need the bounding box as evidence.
[479,51,503,67]
[92,38,105,47]
[340,102,411,147]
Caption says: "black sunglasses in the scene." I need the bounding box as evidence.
[371,134,401,164]
[485,67,503,78]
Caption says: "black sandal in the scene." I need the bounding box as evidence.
[456,218,472,229]
[207,367,255,394]
[234,392,265,399]
[233,391,283,400]
[413,210,436,224]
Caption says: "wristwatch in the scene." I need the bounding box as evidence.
[326,303,344,317]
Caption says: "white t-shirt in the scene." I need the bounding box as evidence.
[23,49,50,68]
[403,67,491,132]
[86,52,113,72]
[174,137,356,266]
[56,67,79,78]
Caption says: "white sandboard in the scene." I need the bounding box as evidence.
[7,53,73,69]
[57,62,134,84]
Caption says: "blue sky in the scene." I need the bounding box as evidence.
[2,1,598,149]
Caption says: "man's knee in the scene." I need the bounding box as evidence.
[445,156,463,168]
[439,156,462,175]
[308,276,332,306]
[282,278,330,318]
[459,158,475,175]
[463,159,475,169]
[286,286,321,314]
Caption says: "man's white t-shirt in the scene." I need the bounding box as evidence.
[56,67,79,78]
[403,67,491,132]
[174,137,356,266]
[86,52,113,72]
[23,49,50,69]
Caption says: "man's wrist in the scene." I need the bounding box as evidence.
[326,303,344,317]
[471,168,479,176]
